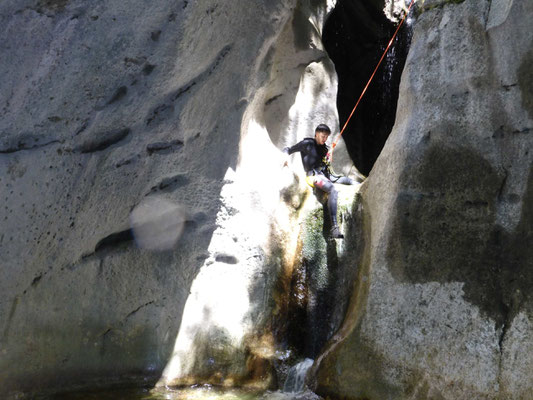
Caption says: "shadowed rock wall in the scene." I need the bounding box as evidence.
[314,0,533,398]
[323,0,411,176]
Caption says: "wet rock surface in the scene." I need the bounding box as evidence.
[314,0,533,399]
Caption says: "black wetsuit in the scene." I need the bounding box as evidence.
[283,137,329,176]
[283,138,353,227]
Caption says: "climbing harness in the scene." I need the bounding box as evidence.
[305,174,317,188]
[328,0,416,162]
[305,168,326,188]
[305,157,342,188]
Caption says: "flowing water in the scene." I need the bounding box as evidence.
[282,358,314,393]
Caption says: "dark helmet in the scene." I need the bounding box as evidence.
[315,124,331,134]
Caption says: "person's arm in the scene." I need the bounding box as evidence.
[282,140,305,167]
[283,140,306,156]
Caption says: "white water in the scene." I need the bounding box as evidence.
[282,358,314,393]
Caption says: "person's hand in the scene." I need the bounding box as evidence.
[282,154,289,168]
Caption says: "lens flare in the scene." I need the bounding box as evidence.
[130,196,185,251]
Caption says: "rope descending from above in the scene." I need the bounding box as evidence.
[328,0,416,163]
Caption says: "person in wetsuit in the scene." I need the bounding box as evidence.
[283,124,354,239]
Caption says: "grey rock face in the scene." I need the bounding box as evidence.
[0,0,358,397]
[315,0,533,399]
[0,0,296,396]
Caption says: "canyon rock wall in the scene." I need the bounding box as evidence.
[314,0,533,399]
[5,0,530,398]
[0,0,358,397]
[157,0,362,390]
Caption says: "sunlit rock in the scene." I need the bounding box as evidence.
[384,0,411,22]
[156,0,361,391]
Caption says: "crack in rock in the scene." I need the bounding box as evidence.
[146,104,173,126]
[215,253,239,264]
[106,86,128,105]
[76,128,131,153]
[31,274,43,287]
[1,297,19,345]
[143,63,156,75]
[92,229,134,254]
[146,173,189,194]
[265,94,283,106]
[0,138,62,154]
[125,301,156,319]
[147,139,184,155]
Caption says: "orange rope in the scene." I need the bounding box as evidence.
[328,0,416,162]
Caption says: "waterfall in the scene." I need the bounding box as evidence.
[282,358,314,393]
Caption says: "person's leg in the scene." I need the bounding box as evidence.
[313,176,343,238]
[334,176,355,185]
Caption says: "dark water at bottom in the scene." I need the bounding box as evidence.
[51,386,262,400]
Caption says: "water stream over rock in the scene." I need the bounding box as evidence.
[282,358,314,393]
